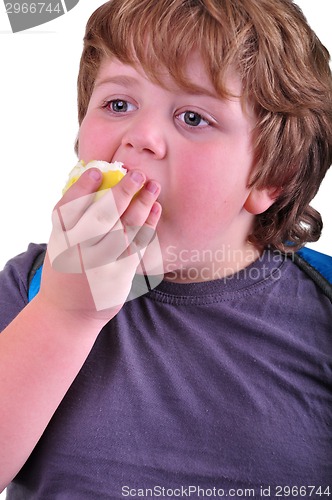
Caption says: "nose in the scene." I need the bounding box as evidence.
[121,113,167,160]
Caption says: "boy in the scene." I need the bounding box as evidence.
[0,0,331,497]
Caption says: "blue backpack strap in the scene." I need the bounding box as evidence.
[294,247,332,301]
[28,250,46,302]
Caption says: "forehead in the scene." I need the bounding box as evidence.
[94,53,243,100]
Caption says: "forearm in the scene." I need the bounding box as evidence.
[0,166,161,491]
[0,295,103,491]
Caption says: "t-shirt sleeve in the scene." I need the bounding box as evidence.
[0,243,47,332]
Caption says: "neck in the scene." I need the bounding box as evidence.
[163,242,263,283]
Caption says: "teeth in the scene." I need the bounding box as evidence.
[62,160,127,194]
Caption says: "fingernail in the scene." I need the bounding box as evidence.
[88,168,102,181]
[130,171,145,185]
[145,181,159,195]
[151,202,161,215]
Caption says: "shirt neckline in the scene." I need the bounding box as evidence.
[147,249,286,305]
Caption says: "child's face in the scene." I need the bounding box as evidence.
[78,54,262,280]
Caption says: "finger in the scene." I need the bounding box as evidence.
[120,180,161,230]
[126,202,164,295]
[111,170,146,207]
[79,220,128,270]
[53,169,103,233]
[83,204,162,311]
[128,202,162,256]
[79,202,162,272]
[66,170,146,247]
[56,168,103,212]
[135,206,164,280]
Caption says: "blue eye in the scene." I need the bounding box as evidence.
[106,99,137,113]
[178,111,210,128]
[112,100,128,112]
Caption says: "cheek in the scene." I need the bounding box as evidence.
[78,117,115,162]
[161,143,252,238]
[175,145,250,208]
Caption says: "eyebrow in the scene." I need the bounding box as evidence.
[94,75,140,89]
[95,74,219,99]
[93,73,239,105]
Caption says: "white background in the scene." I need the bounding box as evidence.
[0,1,331,496]
[0,0,331,273]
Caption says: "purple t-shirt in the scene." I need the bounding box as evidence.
[1,243,332,499]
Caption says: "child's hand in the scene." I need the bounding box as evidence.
[40,167,162,325]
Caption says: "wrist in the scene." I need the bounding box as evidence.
[29,293,114,339]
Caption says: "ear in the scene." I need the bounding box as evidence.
[244,187,281,215]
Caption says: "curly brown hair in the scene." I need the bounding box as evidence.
[76,0,332,252]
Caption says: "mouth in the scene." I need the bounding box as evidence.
[113,159,134,173]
